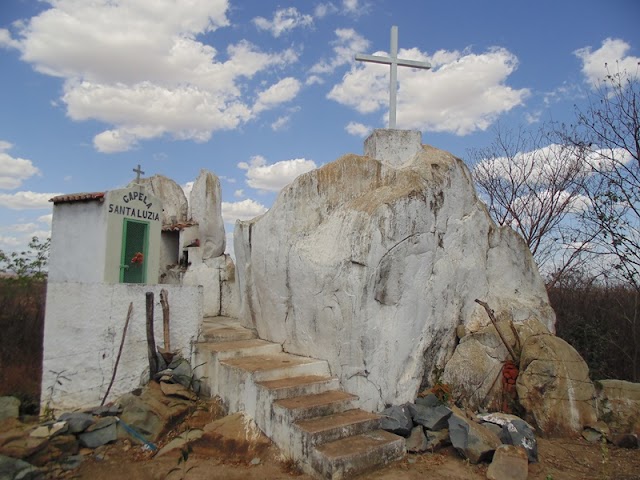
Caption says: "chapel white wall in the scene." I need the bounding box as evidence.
[41,282,203,412]
[48,202,107,283]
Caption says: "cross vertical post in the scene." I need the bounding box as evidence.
[133,164,145,184]
[355,26,431,129]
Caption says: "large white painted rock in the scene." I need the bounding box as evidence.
[234,146,555,411]
[135,174,188,225]
[189,169,225,259]
[516,334,597,436]
[442,318,550,411]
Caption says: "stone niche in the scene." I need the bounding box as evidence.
[234,143,555,412]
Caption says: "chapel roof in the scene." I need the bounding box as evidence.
[49,192,106,204]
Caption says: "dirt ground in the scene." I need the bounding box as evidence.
[46,402,640,480]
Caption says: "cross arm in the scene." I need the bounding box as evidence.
[355,53,392,65]
[396,58,431,70]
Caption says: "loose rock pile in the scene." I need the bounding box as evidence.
[0,357,199,480]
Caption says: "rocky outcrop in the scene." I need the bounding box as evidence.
[595,379,640,435]
[234,146,555,411]
[135,174,188,225]
[442,318,549,410]
[516,334,597,436]
[189,169,225,259]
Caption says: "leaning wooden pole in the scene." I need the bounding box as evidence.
[160,288,170,351]
[474,299,519,362]
[101,302,133,406]
[146,292,158,379]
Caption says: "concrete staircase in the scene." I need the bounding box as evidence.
[194,316,405,479]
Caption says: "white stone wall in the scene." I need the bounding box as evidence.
[41,282,203,412]
[49,201,107,283]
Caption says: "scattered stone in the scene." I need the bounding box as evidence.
[406,426,428,453]
[582,427,603,443]
[155,429,204,457]
[78,417,117,448]
[167,358,195,389]
[486,445,528,480]
[250,457,261,465]
[60,454,85,471]
[425,429,451,450]
[159,382,197,401]
[408,403,452,431]
[415,394,440,408]
[29,421,68,439]
[58,412,94,434]
[0,426,48,460]
[500,419,537,463]
[26,434,79,467]
[448,408,501,464]
[86,405,122,417]
[517,334,597,436]
[117,382,193,443]
[610,433,639,449]
[0,454,43,480]
[379,405,413,437]
[0,397,21,422]
[478,413,537,463]
[481,422,503,437]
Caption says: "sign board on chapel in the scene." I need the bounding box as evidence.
[49,186,163,285]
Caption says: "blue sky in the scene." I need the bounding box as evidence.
[0,0,638,254]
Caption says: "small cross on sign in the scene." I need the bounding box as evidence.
[133,164,144,183]
[355,26,431,129]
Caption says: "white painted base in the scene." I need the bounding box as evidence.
[41,282,203,412]
[364,129,422,167]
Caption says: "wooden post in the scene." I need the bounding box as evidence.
[146,292,158,379]
[101,302,133,406]
[160,288,170,351]
[474,299,519,363]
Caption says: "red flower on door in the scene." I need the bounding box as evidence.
[131,252,144,265]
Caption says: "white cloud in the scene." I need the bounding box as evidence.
[238,155,317,192]
[7,1,300,152]
[271,115,291,131]
[328,46,530,135]
[306,75,324,86]
[221,198,267,223]
[253,7,313,37]
[0,191,59,210]
[0,235,22,249]
[310,28,369,75]
[343,0,359,12]
[0,142,41,189]
[314,3,338,18]
[575,38,640,87]
[0,28,20,49]
[38,214,53,225]
[345,121,371,137]
[253,77,301,113]
[9,223,39,233]
[234,189,244,198]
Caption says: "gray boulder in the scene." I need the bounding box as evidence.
[58,412,94,434]
[0,454,43,480]
[486,445,528,480]
[78,417,117,448]
[477,412,537,463]
[425,429,451,450]
[448,408,501,464]
[380,405,413,437]
[406,426,428,453]
[408,403,452,431]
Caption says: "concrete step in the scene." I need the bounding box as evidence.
[200,316,256,342]
[257,375,340,400]
[310,429,405,479]
[199,338,283,361]
[295,409,382,447]
[220,352,330,382]
[274,390,357,421]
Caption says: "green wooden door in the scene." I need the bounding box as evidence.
[120,219,148,283]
